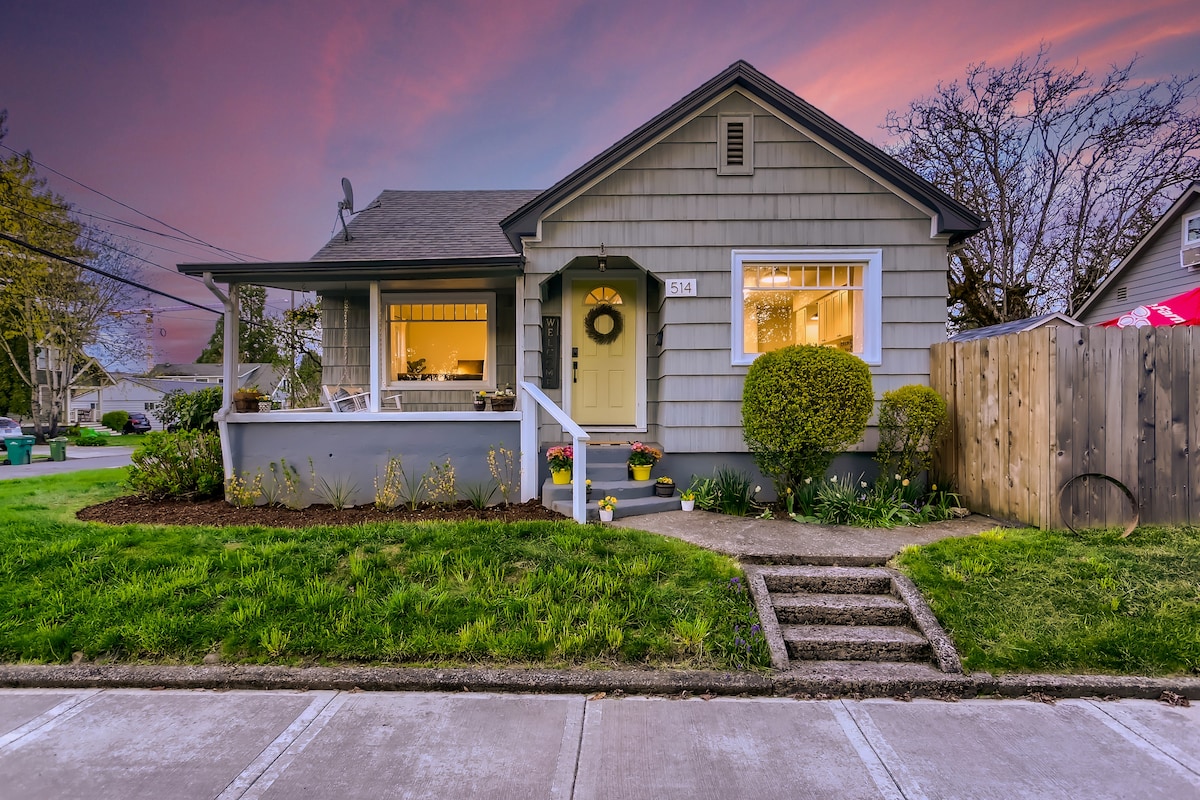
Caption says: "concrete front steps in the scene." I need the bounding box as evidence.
[76,421,122,436]
[746,565,962,675]
[540,441,684,521]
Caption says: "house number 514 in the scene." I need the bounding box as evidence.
[666,278,697,296]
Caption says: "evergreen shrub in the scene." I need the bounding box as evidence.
[100,410,129,431]
[742,344,873,494]
[874,384,947,479]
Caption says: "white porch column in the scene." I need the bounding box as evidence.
[223,283,240,408]
[368,282,381,412]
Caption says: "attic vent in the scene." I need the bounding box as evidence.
[726,122,744,165]
[718,114,753,175]
[1117,286,1127,302]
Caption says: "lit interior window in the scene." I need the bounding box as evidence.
[388,302,488,381]
[741,264,864,355]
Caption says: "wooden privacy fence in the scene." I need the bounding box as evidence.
[930,326,1200,530]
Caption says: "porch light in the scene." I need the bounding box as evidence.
[597,243,607,272]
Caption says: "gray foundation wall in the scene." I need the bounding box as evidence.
[226,418,520,508]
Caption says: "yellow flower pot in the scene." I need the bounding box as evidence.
[551,470,571,485]
[631,464,652,481]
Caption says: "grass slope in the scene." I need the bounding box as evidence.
[0,471,768,670]
[896,526,1200,676]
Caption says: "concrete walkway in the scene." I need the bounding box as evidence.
[0,444,135,480]
[615,508,1004,565]
[0,688,1196,799]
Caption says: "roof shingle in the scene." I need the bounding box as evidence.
[311,189,542,262]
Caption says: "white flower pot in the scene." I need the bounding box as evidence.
[680,499,695,511]
[599,509,614,522]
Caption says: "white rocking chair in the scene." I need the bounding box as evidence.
[322,385,370,413]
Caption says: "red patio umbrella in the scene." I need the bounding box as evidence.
[1098,286,1200,328]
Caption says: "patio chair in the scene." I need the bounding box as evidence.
[322,385,370,413]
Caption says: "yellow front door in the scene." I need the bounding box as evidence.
[571,279,636,426]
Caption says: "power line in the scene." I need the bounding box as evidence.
[0,198,208,286]
[0,142,260,263]
[0,231,217,313]
[0,232,322,347]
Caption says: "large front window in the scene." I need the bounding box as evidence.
[385,293,495,387]
[732,249,881,365]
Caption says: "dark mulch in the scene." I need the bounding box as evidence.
[75,496,568,528]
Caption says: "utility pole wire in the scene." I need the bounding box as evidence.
[0,231,218,314]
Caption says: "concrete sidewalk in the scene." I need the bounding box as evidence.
[0,688,1195,799]
[0,444,135,480]
[614,508,1003,565]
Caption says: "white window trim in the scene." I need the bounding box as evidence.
[381,291,497,391]
[1184,211,1200,245]
[717,113,753,175]
[731,248,882,367]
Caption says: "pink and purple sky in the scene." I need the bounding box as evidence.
[2,0,1198,364]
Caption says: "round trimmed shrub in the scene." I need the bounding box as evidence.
[101,410,129,432]
[742,345,874,493]
[874,384,947,479]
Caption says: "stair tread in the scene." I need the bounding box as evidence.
[773,593,906,610]
[765,566,893,580]
[781,624,928,645]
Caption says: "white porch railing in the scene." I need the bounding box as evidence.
[520,381,590,523]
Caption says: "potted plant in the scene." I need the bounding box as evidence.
[233,386,267,413]
[680,489,696,512]
[627,441,662,481]
[473,391,488,411]
[547,445,573,484]
[571,478,592,498]
[491,386,516,412]
[654,476,675,497]
[597,495,617,522]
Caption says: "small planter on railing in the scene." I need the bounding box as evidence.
[491,387,516,412]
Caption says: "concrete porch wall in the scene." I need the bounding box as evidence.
[223,415,520,508]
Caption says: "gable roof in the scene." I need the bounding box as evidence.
[948,313,1081,343]
[311,189,542,262]
[501,60,986,249]
[1074,182,1200,318]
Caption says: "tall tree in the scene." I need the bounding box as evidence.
[885,47,1200,331]
[0,110,145,436]
[196,285,281,364]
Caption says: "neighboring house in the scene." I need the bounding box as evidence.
[1075,181,1200,324]
[71,363,285,427]
[948,313,1081,343]
[179,60,983,513]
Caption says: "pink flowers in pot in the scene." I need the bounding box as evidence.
[627,441,662,467]
[546,445,573,472]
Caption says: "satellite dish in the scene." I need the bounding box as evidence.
[337,177,355,242]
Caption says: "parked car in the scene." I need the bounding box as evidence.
[0,416,22,440]
[124,412,152,434]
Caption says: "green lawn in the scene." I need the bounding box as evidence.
[0,471,768,670]
[896,525,1200,676]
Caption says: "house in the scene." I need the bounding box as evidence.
[1075,181,1200,324]
[948,313,1081,343]
[71,363,285,427]
[178,60,983,518]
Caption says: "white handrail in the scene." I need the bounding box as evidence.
[519,381,590,523]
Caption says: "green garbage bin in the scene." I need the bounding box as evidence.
[5,435,35,466]
[49,437,68,462]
